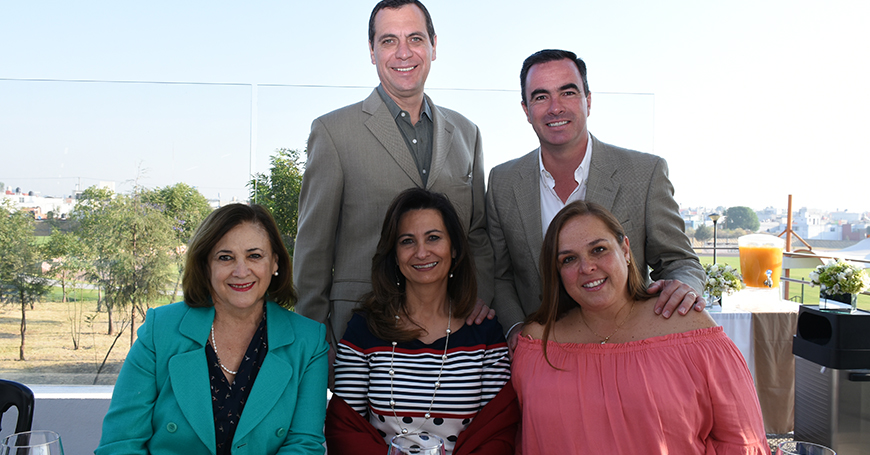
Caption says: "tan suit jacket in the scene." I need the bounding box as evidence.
[294,88,493,345]
[486,135,704,332]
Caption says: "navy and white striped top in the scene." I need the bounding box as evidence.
[333,312,510,452]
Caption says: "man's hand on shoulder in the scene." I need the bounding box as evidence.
[649,279,705,318]
[465,298,496,326]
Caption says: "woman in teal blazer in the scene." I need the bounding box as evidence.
[96,204,328,455]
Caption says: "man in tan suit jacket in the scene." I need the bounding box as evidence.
[294,0,493,349]
[487,49,705,344]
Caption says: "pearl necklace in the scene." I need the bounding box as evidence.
[211,323,238,375]
[580,303,634,344]
[389,305,452,435]
[210,311,266,376]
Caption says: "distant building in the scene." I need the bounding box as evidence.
[2,188,76,219]
[829,211,862,223]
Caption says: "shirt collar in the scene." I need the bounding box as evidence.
[538,132,593,185]
[377,84,432,122]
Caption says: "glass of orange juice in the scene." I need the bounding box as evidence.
[738,234,785,288]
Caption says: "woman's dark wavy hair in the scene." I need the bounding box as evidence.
[357,188,476,342]
[528,201,656,365]
[182,203,296,308]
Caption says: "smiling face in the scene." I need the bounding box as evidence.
[209,222,278,316]
[557,214,631,309]
[370,4,436,109]
[396,208,454,290]
[522,58,592,155]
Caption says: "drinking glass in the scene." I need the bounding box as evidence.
[387,434,445,455]
[775,441,836,455]
[0,430,64,455]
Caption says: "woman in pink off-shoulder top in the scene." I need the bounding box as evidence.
[512,201,769,454]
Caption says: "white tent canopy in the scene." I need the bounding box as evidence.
[826,238,870,268]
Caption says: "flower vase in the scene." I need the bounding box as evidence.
[707,294,722,312]
[819,286,858,313]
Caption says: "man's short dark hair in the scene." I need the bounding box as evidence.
[368,0,436,47]
[520,49,590,105]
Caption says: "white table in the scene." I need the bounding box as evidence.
[710,289,800,434]
[710,307,754,376]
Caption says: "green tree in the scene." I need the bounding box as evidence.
[725,206,761,231]
[694,225,713,243]
[42,230,82,304]
[249,148,305,255]
[142,183,212,243]
[73,186,175,339]
[142,183,212,302]
[0,200,51,360]
[43,229,88,349]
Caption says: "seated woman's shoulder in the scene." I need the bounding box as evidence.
[520,321,545,340]
[635,299,717,338]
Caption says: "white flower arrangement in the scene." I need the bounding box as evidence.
[704,263,744,298]
[809,259,870,295]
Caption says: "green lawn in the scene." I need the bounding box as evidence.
[697,255,870,311]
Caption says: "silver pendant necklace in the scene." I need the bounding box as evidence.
[389,305,452,435]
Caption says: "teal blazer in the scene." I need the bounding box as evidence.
[96,301,329,455]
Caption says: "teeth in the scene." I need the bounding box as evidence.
[395,66,415,72]
[548,121,568,127]
[412,262,438,270]
[583,278,605,288]
[229,283,253,289]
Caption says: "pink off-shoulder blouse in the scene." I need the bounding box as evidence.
[512,326,769,454]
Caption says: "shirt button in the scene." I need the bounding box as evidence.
[275,427,287,437]
[412,139,417,144]
[166,422,178,433]
[422,169,427,174]
[400,112,406,117]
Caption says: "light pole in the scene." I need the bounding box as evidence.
[709,213,721,264]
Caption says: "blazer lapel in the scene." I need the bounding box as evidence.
[425,96,454,189]
[234,302,295,442]
[362,90,423,186]
[585,136,619,211]
[515,151,545,275]
[168,306,216,453]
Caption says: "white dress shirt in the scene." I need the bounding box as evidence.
[539,132,593,234]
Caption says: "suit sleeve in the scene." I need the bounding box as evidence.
[467,126,494,304]
[294,117,344,327]
[279,324,329,454]
[95,309,159,455]
[486,169,526,333]
[644,157,705,294]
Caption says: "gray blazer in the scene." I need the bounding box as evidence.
[486,135,704,332]
[294,88,493,345]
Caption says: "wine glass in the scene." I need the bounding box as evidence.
[0,430,64,455]
[387,434,445,455]
[775,441,836,455]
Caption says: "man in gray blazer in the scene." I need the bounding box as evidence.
[294,0,493,349]
[487,49,705,344]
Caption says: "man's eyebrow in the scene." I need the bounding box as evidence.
[559,83,581,92]
[376,32,398,42]
[529,88,549,99]
[376,31,427,42]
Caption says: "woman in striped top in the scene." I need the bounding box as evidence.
[326,188,517,455]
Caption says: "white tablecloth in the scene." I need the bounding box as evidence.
[710,308,754,377]
[709,288,800,434]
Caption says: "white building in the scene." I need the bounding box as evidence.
[2,189,76,219]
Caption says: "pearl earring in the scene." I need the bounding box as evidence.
[274,271,279,276]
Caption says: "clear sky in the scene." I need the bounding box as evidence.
[2,0,868,212]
